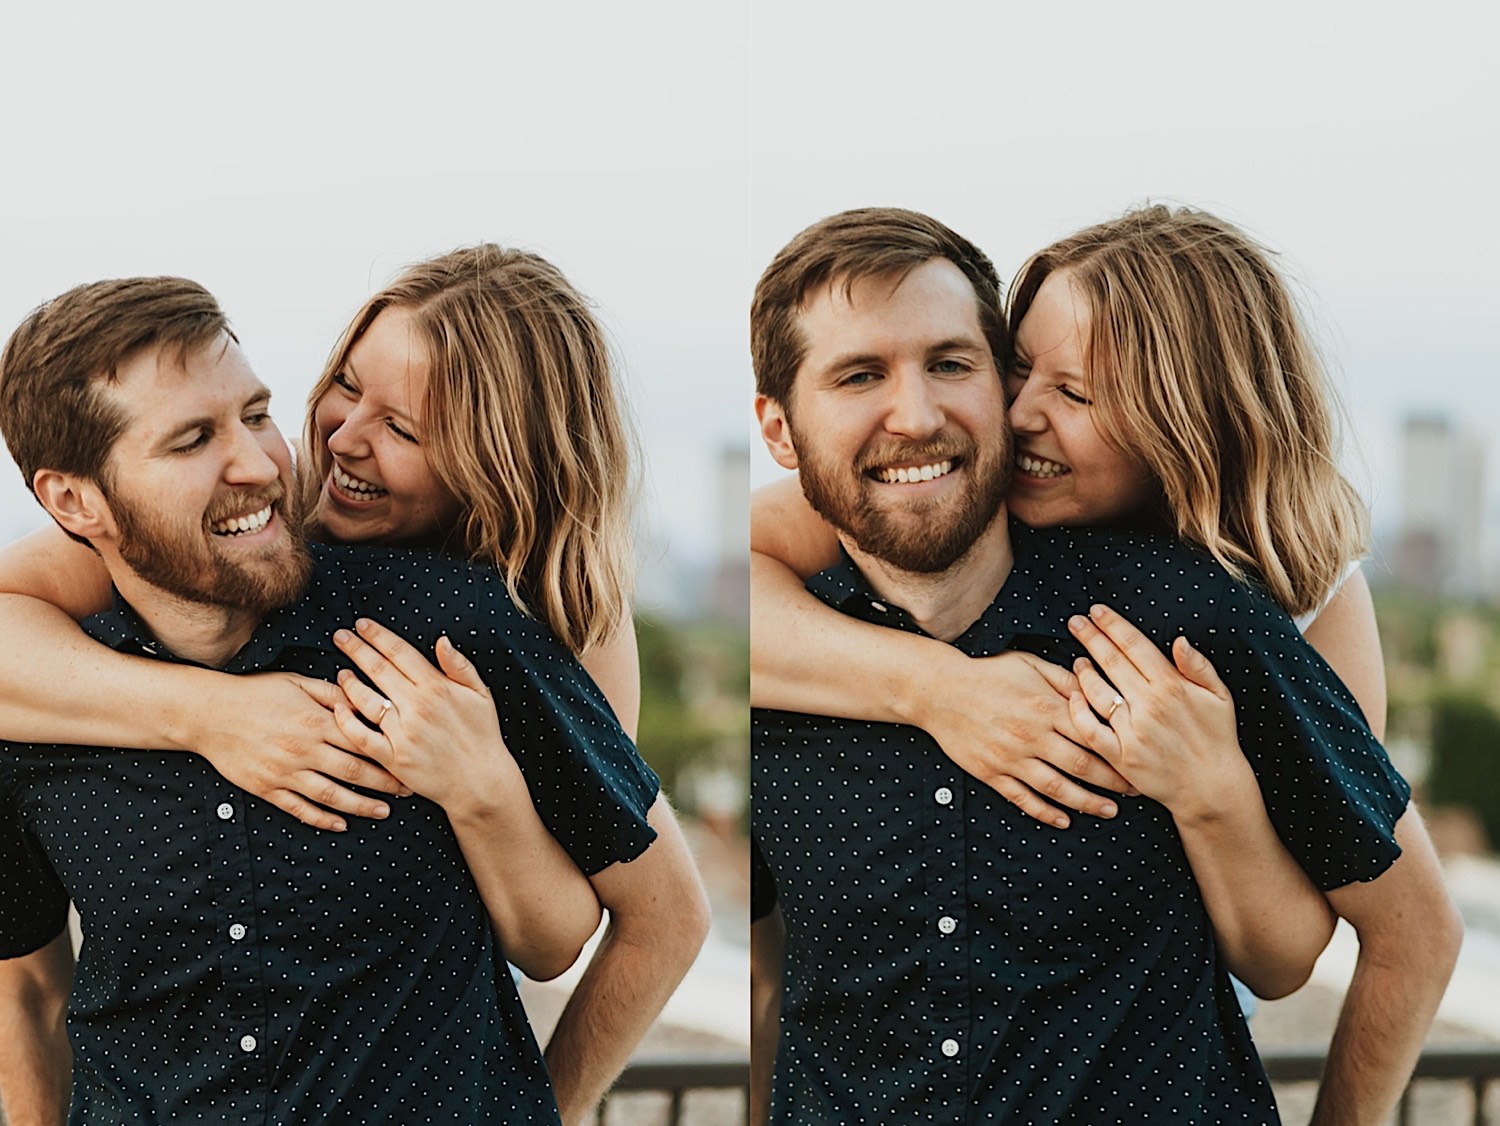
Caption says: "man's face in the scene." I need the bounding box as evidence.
[96,336,309,614]
[757,258,1011,573]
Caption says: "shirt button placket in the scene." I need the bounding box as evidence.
[928,774,968,1117]
[211,798,266,1084]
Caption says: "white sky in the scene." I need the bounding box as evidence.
[1,1,1496,568]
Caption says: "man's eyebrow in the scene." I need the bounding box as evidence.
[926,337,989,356]
[156,388,273,446]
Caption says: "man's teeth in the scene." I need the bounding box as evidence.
[873,460,954,485]
[1018,453,1069,478]
[334,466,387,497]
[211,506,272,536]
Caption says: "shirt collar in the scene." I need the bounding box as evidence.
[805,518,1085,653]
[81,544,345,672]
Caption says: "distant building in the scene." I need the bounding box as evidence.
[1392,415,1486,597]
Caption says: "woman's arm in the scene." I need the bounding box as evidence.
[751,480,1132,826]
[579,622,641,739]
[1298,568,1462,1123]
[1067,605,1337,997]
[332,619,604,980]
[0,527,405,831]
[1302,567,1387,738]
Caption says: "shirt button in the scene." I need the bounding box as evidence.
[934,787,953,806]
[216,803,235,821]
[239,1035,257,1052]
[229,923,247,941]
[941,1038,960,1058]
[938,916,958,935]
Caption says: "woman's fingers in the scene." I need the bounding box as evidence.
[333,618,434,694]
[1172,635,1231,699]
[1070,603,1175,686]
[434,636,491,696]
[335,672,398,737]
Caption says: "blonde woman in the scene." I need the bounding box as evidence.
[0,246,708,1123]
[751,206,1459,1122]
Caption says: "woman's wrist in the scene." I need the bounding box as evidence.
[886,640,966,729]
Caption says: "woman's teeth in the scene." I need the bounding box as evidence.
[1018,454,1069,478]
[873,459,953,485]
[334,466,387,498]
[211,506,272,536]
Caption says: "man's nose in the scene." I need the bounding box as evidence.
[225,424,281,486]
[882,372,946,439]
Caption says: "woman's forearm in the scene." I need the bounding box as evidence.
[1172,778,1337,998]
[0,594,218,750]
[749,551,956,723]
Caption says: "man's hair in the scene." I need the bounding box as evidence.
[751,207,1008,406]
[0,277,233,501]
[297,244,636,655]
[1011,204,1367,615]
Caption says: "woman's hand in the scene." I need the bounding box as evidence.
[1065,603,1254,822]
[192,671,410,832]
[330,617,522,815]
[915,647,1136,829]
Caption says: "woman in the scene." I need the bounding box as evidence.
[0,244,651,978]
[750,205,1458,1117]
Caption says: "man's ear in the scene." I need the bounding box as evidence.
[32,470,114,542]
[755,394,800,472]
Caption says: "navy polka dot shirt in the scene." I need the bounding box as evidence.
[752,520,1409,1125]
[1,543,660,1124]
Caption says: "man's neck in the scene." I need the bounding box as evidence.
[840,511,1014,643]
[109,572,260,668]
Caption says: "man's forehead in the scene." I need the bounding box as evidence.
[104,336,269,437]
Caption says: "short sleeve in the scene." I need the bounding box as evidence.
[0,786,70,958]
[452,577,659,876]
[1202,580,1410,890]
[751,836,778,922]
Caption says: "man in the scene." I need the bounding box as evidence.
[749,209,1455,1123]
[0,277,708,1124]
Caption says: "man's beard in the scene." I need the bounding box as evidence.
[108,480,312,616]
[795,431,1012,574]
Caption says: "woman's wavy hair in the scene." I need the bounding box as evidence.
[299,245,636,653]
[1009,205,1367,615]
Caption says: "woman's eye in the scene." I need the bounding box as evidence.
[1006,363,1031,382]
[387,420,419,444]
[1059,386,1093,406]
[333,372,358,394]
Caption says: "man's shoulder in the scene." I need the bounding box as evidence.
[1025,523,1247,597]
[303,543,549,649]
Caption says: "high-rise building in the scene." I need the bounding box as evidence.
[1393,414,1486,597]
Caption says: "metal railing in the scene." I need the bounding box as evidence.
[1263,1044,1500,1125]
[596,1055,750,1125]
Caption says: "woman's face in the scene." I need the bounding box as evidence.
[311,306,463,546]
[1004,270,1157,528]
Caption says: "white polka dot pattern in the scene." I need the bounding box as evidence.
[1,543,660,1123]
[752,521,1409,1123]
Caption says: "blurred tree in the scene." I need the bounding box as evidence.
[1426,693,1500,849]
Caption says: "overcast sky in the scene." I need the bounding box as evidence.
[1,1,1495,571]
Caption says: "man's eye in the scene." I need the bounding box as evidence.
[174,432,209,453]
[933,359,967,375]
[245,412,271,428]
[843,371,878,387]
